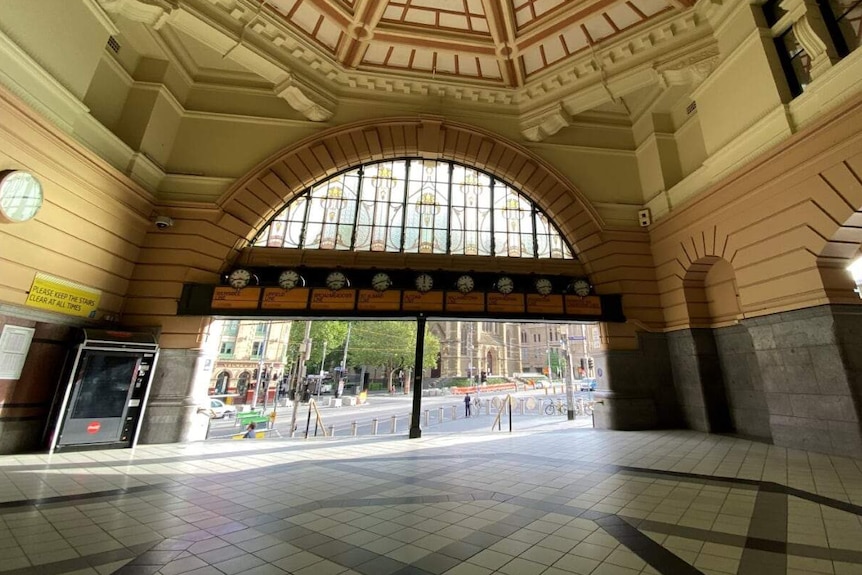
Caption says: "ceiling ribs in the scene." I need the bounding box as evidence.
[334,0,388,68]
[481,0,523,88]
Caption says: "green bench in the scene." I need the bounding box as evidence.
[236,411,268,426]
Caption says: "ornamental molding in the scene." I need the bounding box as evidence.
[101,0,717,139]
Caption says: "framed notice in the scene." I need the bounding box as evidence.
[402,291,443,311]
[526,294,564,314]
[310,289,356,310]
[262,288,309,310]
[487,293,525,314]
[445,292,484,312]
[357,290,401,311]
[211,287,261,309]
[0,325,35,379]
[564,295,602,315]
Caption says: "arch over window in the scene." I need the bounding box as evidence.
[253,158,574,259]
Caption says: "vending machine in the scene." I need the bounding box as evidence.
[46,329,159,453]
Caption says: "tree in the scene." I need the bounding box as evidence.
[347,321,440,389]
[284,320,349,381]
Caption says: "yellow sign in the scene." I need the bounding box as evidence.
[212,287,261,309]
[310,289,356,310]
[402,290,443,311]
[445,292,484,312]
[262,288,309,310]
[487,293,526,313]
[526,294,564,314]
[565,295,602,315]
[357,290,401,311]
[25,273,101,318]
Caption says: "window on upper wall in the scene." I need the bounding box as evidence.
[251,341,264,358]
[253,159,575,260]
[827,0,862,54]
[255,322,267,336]
[223,320,239,337]
[219,341,235,357]
[766,0,861,98]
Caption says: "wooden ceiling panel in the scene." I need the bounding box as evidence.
[259,0,689,84]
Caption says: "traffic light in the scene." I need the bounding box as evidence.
[587,358,594,370]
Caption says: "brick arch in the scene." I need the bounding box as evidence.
[218,117,604,274]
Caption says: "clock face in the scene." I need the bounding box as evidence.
[456,274,474,294]
[278,270,300,290]
[415,273,434,293]
[496,276,514,295]
[228,268,252,289]
[0,170,43,223]
[535,278,553,296]
[572,279,591,297]
[371,272,392,292]
[326,271,348,291]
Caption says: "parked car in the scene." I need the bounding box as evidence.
[208,398,236,419]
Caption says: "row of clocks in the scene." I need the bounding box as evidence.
[226,268,592,297]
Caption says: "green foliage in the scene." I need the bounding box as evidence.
[284,320,440,376]
[348,321,440,373]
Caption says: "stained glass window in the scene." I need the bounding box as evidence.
[253,159,574,259]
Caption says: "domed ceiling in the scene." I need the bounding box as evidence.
[102,0,711,139]
[263,0,695,87]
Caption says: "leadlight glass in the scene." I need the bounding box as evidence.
[253,159,574,259]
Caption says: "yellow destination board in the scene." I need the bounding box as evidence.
[25,273,101,318]
[487,293,526,313]
[211,287,261,309]
[445,292,484,312]
[310,289,356,310]
[526,294,564,314]
[357,290,401,311]
[262,288,309,310]
[402,291,443,311]
[565,295,602,315]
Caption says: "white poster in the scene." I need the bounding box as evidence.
[0,325,36,379]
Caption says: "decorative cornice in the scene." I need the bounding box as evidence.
[99,0,718,139]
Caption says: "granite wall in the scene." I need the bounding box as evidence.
[746,305,862,457]
[593,332,681,430]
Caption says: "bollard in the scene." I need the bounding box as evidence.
[329,425,335,436]
[371,418,378,435]
[438,406,445,422]
[518,398,524,415]
[390,415,397,433]
[451,405,457,420]
[424,409,430,427]
[351,421,358,436]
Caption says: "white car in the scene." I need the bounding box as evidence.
[208,398,236,419]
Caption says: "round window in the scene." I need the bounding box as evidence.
[0,170,43,223]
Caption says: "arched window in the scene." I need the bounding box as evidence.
[214,371,230,395]
[254,159,574,259]
[237,371,251,397]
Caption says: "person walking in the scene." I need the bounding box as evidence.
[464,393,472,418]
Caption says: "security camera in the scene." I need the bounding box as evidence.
[154,215,174,229]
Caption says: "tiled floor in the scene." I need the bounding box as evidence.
[1,424,862,575]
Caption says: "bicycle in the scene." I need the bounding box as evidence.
[544,398,566,415]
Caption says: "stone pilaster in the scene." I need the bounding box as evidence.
[592,331,679,430]
[138,348,210,444]
[746,305,862,457]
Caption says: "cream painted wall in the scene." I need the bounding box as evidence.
[84,57,132,133]
[696,6,787,157]
[0,86,153,320]
[0,0,112,101]
[675,115,707,178]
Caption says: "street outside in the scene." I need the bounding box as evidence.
[206,388,597,440]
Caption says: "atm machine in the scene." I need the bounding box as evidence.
[46,329,159,453]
